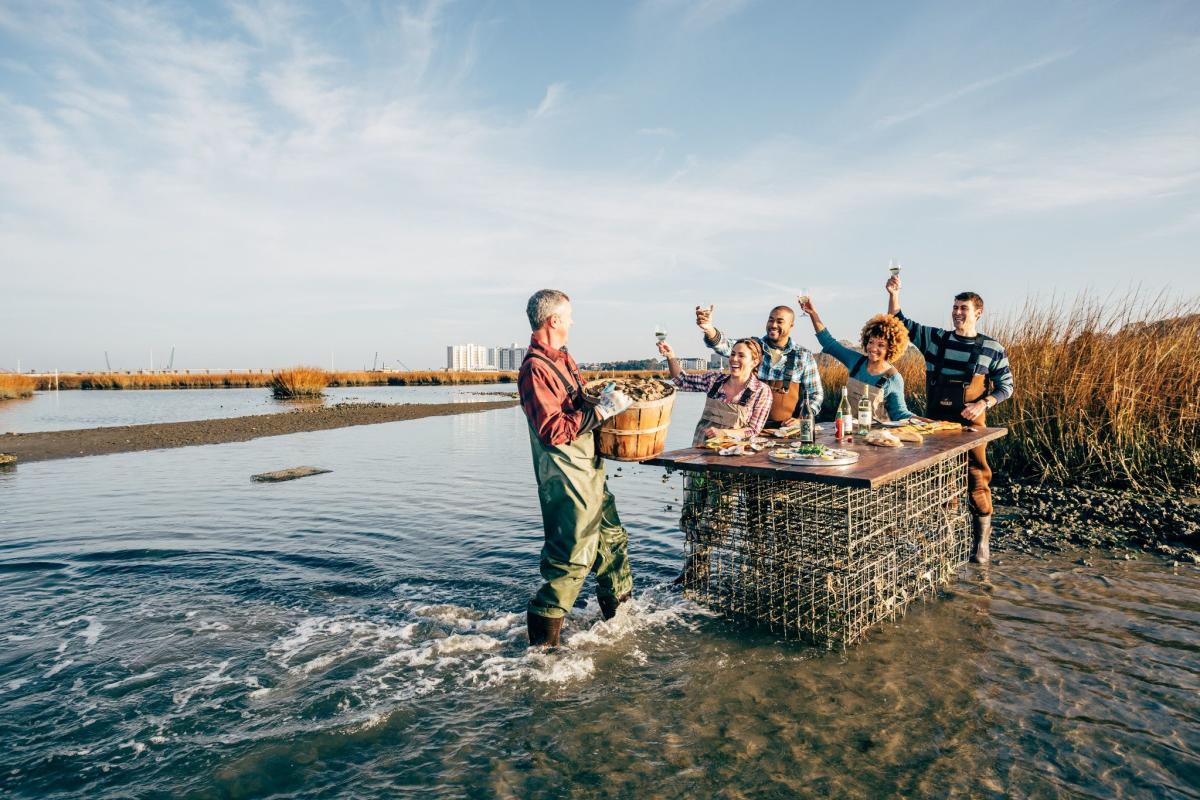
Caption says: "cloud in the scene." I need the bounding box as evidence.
[876,50,1075,130]
[533,81,567,118]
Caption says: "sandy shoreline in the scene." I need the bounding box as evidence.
[0,400,519,463]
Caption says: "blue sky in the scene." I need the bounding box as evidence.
[2,0,1198,371]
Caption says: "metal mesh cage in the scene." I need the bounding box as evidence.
[677,452,970,648]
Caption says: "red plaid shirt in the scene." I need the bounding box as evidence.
[518,336,600,447]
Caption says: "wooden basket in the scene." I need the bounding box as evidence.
[584,380,676,462]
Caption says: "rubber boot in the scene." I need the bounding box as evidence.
[527,611,563,647]
[971,515,992,565]
[598,592,631,621]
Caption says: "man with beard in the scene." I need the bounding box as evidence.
[696,303,823,428]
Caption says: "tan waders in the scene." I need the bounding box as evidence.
[676,379,755,588]
[845,355,897,424]
[925,334,994,563]
[526,423,633,644]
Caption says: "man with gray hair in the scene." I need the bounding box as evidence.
[517,289,634,647]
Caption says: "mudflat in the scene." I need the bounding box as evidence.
[0,400,519,463]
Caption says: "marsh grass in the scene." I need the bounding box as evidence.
[32,368,668,391]
[0,373,37,400]
[818,293,1200,490]
[270,367,328,399]
[986,293,1200,490]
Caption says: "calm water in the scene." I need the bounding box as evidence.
[1,397,1197,798]
[0,385,514,433]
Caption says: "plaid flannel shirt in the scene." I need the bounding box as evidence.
[704,329,824,417]
[673,371,772,437]
[518,338,600,447]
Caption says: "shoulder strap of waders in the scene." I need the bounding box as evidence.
[851,355,867,378]
[525,352,580,400]
[966,335,987,375]
[776,347,797,389]
[706,374,729,399]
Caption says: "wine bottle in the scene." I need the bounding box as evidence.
[835,386,851,439]
[857,387,872,436]
[799,401,815,444]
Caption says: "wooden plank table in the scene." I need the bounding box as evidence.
[645,425,1007,489]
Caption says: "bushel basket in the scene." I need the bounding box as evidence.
[583,379,676,462]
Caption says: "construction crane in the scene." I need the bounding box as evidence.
[104,351,112,372]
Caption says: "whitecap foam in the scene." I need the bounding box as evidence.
[79,617,105,647]
[45,659,73,678]
[101,671,159,690]
[172,659,232,708]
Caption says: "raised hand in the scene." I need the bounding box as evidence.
[796,295,815,316]
[656,340,676,359]
[695,304,715,329]
[886,275,901,295]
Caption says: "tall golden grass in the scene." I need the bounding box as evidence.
[30,368,667,391]
[986,294,1200,490]
[817,293,1200,490]
[0,373,37,400]
[270,367,328,399]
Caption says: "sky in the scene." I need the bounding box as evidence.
[2,0,1198,372]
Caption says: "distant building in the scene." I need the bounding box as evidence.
[446,342,528,370]
[446,344,493,371]
[496,343,527,371]
[677,358,707,371]
[708,353,730,370]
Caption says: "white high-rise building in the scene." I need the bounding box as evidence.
[446,344,493,370]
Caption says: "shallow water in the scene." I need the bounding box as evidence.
[1,398,1197,798]
[0,384,514,433]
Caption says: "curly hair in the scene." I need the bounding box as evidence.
[859,314,909,362]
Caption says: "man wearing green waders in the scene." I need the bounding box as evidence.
[518,289,635,647]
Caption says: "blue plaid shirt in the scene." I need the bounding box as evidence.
[704,329,824,417]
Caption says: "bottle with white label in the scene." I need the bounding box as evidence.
[857,387,872,436]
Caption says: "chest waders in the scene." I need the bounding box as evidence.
[923,332,994,562]
[846,356,897,424]
[765,349,800,429]
[676,378,754,589]
[523,353,633,628]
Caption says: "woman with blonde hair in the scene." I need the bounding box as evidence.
[798,297,916,423]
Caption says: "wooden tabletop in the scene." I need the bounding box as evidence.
[644,426,1008,489]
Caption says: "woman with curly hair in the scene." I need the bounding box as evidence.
[798,296,916,423]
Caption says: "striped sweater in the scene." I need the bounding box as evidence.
[895,310,1014,406]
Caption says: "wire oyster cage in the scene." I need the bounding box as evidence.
[676,452,970,648]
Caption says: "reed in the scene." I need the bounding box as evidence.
[270,367,328,399]
[985,292,1200,490]
[0,373,37,400]
[30,368,672,391]
[817,293,1200,490]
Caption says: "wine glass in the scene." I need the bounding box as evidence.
[797,288,811,310]
[654,325,668,363]
[889,259,901,278]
